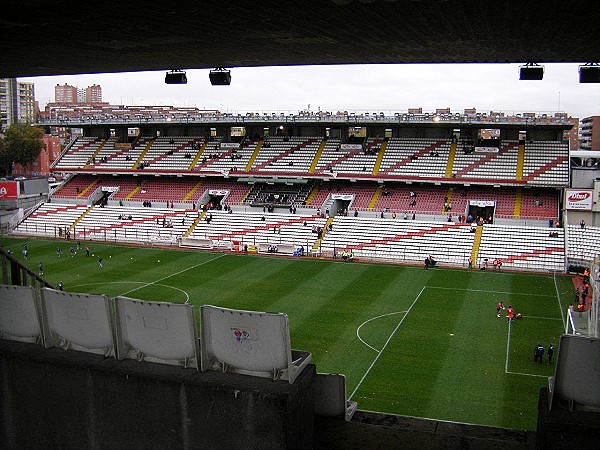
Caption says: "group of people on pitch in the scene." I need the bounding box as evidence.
[534,343,554,364]
[496,302,522,321]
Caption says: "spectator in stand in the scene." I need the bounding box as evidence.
[580,219,585,229]
[549,218,553,228]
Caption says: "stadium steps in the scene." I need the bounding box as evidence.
[311,217,334,252]
[308,139,327,173]
[346,223,466,251]
[77,178,99,198]
[522,156,568,182]
[126,182,143,200]
[305,185,320,206]
[368,187,383,210]
[187,138,208,170]
[442,189,453,214]
[183,211,206,237]
[444,142,457,178]
[513,188,522,218]
[183,181,203,202]
[132,140,153,169]
[244,140,263,171]
[68,205,94,232]
[469,225,483,263]
[83,140,106,169]
[516,143,525,181]
[371,140,387,175]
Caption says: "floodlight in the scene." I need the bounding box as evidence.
[519,63,544,80]
[579,63,600,83]
[209,68,231,85]
[165,70,187,84]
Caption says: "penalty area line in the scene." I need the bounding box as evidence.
[349,287,425,401]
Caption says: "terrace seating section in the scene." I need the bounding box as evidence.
[52,174,101,199]
[187,210,327,249]
[522,141,569,186]
[191,137,252,174]
[452,141,519,181]
[378,138,452,179]
[250,136,322,174]
[370,185,453,216]
[518,189,560,220]
[54,137,105,170]
[477,224,565,271]
[12,203,90,237]
[314,138,379,175]
[319,217,475,265]
[139,136,205,171]
[197,140,258,174]
[243,182,314,207]
[88,138,152,170]
[117,178,202,204]
[567,225,600,263]
[70,205,193,245]
[83,137,120,169]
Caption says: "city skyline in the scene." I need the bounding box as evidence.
[21,63,600,119]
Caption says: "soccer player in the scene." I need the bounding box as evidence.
[38,262,43,276]
[70,247,76,257]
[98,255,103,268]
[496,301,505,317]
[533,345,540,363]
[506,305,514,322]
[536,344,545,364]
[547,344,554,364]
[56,247,61,258]
[85,246,90,257]
[58,281,64,291]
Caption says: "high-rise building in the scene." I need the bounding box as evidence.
[54,83,102,104]
[54,83,78,103]
[85,84,102,103]
[0,78,36,130]
[579,116,600,151]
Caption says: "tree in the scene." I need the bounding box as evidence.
[3,123,44,174]
[0,135,11,176]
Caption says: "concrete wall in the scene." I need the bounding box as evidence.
[0,340,315,450]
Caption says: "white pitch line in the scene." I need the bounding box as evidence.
[521,315,563,321]
[349,287,425,401]
[69,280,191,303]
[356,311,408,353]
[553,272,566,328]
[505,319,512,373]
[118,253,225,297]
[506,371,548,379]
[427,286,557,298]
[504,319,549,379]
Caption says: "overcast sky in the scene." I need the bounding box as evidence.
[21,63,600,119]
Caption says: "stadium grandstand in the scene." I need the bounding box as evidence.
[7,112,588,273]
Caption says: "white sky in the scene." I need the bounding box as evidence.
[21,63,600,119]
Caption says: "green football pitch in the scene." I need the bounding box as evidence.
[2,236,573,430]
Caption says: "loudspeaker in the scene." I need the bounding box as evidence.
[209,69,231,85]
[519,65,544,80]
[165,71,187,84]
[579,66,600,83]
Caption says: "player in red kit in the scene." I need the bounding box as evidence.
[496,301,505,317]
[506,305,514,322]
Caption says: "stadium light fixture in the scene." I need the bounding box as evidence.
[209,68,231,85]
[165,70,187,84]
[579,63,600,83]
[519,62,544,80]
